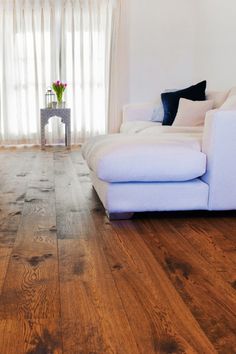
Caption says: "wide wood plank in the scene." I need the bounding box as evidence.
[55,152,139,354]
[0,152,60,322]
[0,151,34,247]
[0,319,62,354]
[0,248,12,294]
[135,216,236,353]
[168,216,236,282]
[0,153,61,353]
[0,147,236,354]
[0,151,36,295]
[204,216,236,264]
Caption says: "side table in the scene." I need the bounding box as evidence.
[40,108,71,150]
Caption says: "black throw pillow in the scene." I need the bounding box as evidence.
[161,80,207,126]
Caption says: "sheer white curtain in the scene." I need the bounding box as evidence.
[0,0,119,145]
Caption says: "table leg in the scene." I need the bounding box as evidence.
[67,121,71,149]
[41,122,45,150]
[65,124,68,147]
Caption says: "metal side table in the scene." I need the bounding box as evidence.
[40,108,71,150]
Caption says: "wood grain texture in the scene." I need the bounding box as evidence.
[0,248,12,294]
[0,151,36,295]
[132,217,236,353]
[0,147,236,354]
[0,319,62,354]
[0,152,60,321]
[0,150,62,353]
[55,152,139,354]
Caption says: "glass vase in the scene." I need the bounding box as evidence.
[57,101,66,108]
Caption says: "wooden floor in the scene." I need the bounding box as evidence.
[0,148,236,354]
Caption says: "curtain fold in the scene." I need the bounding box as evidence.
[0,0,120,145]
[107,0,121,133]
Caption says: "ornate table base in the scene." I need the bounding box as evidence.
[40,108,71,150]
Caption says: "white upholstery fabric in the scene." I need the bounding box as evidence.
[151,104,164,122]
[202,110,236,210]
[228,86,236,97]
[220,95,236,110]
[121,123,203,135]
[123,103,156,122]
[120,121,161,134]
[82,93,236,213]
[173,98,213,127]
[206,90,229,109]
[82,127,206,182]
[91,172,209,213]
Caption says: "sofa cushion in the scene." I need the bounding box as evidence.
[91,171,209,212]
[82,129,206,183]
[173,98,213,126]
[161,81,207,126]
[120,121,161,134]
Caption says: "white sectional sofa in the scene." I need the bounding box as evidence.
[82,90,236,219]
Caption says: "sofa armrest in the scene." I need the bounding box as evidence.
[202,109,236,210]
[123,102,156,122]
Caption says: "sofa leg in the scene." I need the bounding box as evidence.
[106,211,134,220]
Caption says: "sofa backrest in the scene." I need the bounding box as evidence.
[202,109,236,210]
[123,90,231,123]
[206,90,229,109]
[123,102,156,122]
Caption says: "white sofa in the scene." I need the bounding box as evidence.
[82,90,236,219]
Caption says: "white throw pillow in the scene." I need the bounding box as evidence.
[151,104,164,122]
[173,98,214,127]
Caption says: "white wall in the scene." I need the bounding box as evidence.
[194,0,236,90]
[119,0,197,105]
[119,0,236,107]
